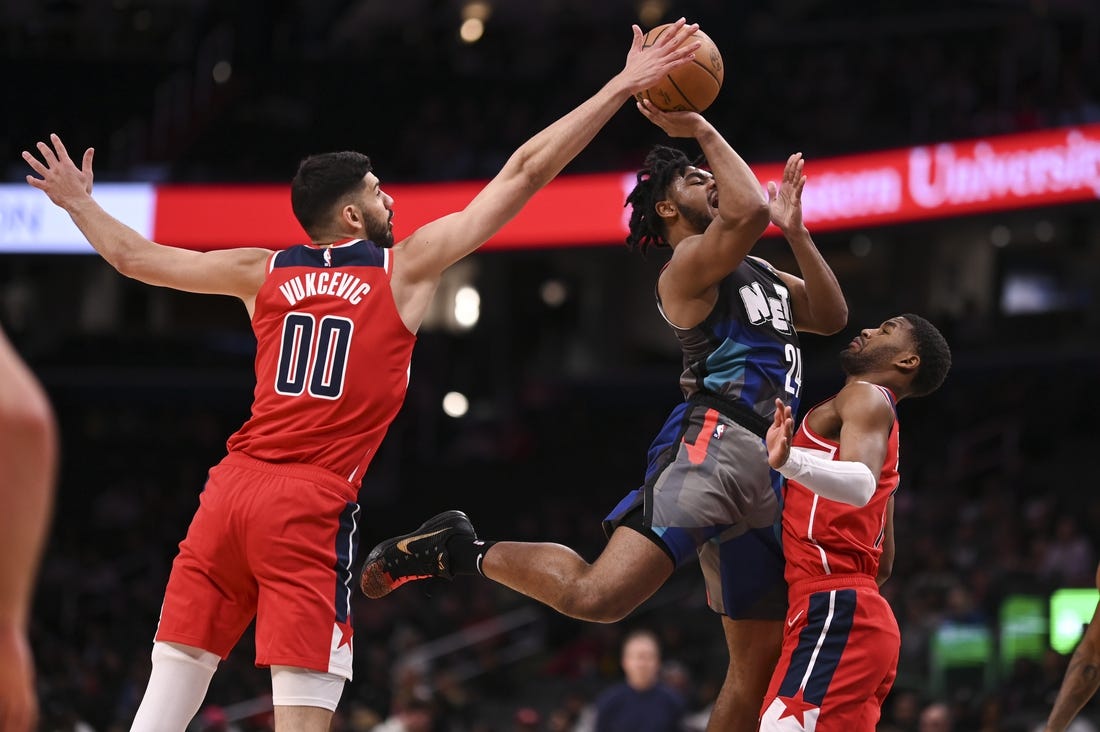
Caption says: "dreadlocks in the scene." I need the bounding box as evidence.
[624,145,703,254]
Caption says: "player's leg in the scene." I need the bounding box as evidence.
[136,464,259,731]
[271,666,347,731]
[480,523,674,623]
[699,528,787,732]
[708,617,783,732]
[129,642,220,732]
[760,582,897,732]
[360,504,677,622]
[245,459,359,720]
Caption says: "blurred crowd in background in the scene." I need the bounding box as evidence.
[3,0,1100,730]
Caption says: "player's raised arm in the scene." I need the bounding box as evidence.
[391,19,701,286]
[767,153,847,335]
[23,135,271,307]
[637,105,770,315]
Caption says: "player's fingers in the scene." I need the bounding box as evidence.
[767,181,777,200]
[25,175,45,191]
[676,41,702,59]
[630,24,642,50]
[663,18,695,48]
[82,147,95,175]
[35,140,58,166]
[51,133,70,162]
[663,17,687,38]
[794,175,807,197]
[789,152,804,180]
[21,151,48,177]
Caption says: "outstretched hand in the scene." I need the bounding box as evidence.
[766,152,806,233]
[766,398,794,469]
[618,18,701,96]
[635,99,707,138]
[22,134,95,209]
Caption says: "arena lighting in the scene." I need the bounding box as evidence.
[442,391,470,418]
[453,285,481,329]
[3,123,1099,254]
[459,18,484,43]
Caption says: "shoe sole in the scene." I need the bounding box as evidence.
[359,510,474,599]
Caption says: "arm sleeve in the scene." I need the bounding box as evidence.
[777,447,877,506]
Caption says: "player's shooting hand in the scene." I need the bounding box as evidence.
[767,152,806,233]
[22,134,95,209]
[619,18,700,95]
[0,624,37,732]
[635,99,707,138]
[766,398,794,470]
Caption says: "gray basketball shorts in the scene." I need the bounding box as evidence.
[604,402,787,619]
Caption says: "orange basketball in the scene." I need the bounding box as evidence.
[636,24,724,113]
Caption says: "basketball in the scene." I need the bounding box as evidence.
[636,24,724,113]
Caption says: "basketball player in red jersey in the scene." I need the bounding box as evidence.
[0,326,57,732]
[758,314,950,731]
[1045,562,1100,731]
[20,19,701,732]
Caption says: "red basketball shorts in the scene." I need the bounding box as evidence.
[759,575,899,732]
[155,452,360,679]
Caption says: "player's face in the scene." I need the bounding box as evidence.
[360,173,395,247]
[669,166,716,234]
[621,636,661,690]
[840,316,916,375]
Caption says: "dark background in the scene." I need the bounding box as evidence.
[3,1,1100,730]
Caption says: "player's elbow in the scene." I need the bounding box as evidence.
[818,303,849,336]
[504,147,551,193]
[110,250,145,282]
[853,484,875,507]
[738,201,771,239]
[848,468,876,507]
[0,382,57,452]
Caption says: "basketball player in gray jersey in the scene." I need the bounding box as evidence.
[362,103,847,732]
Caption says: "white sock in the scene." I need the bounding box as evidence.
[130,642,220,732]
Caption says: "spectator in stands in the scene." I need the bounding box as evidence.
[592,629,686,732]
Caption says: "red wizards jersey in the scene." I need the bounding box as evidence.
[781,384,899,584]
[226,239,415,486]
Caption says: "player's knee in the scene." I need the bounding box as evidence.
[721,663,773,708]
[270,666,346,712]
[2,386,56,444]
[151,641,220,671]
[559,582,635,623]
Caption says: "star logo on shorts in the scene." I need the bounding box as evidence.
[778,689,818,727]
[336,619,354,649]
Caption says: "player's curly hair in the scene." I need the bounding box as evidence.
[624,145,703,254]
[291,151,373,238]
[902,313,952,397]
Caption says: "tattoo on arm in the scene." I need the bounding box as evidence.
[1048,651,1100,728]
